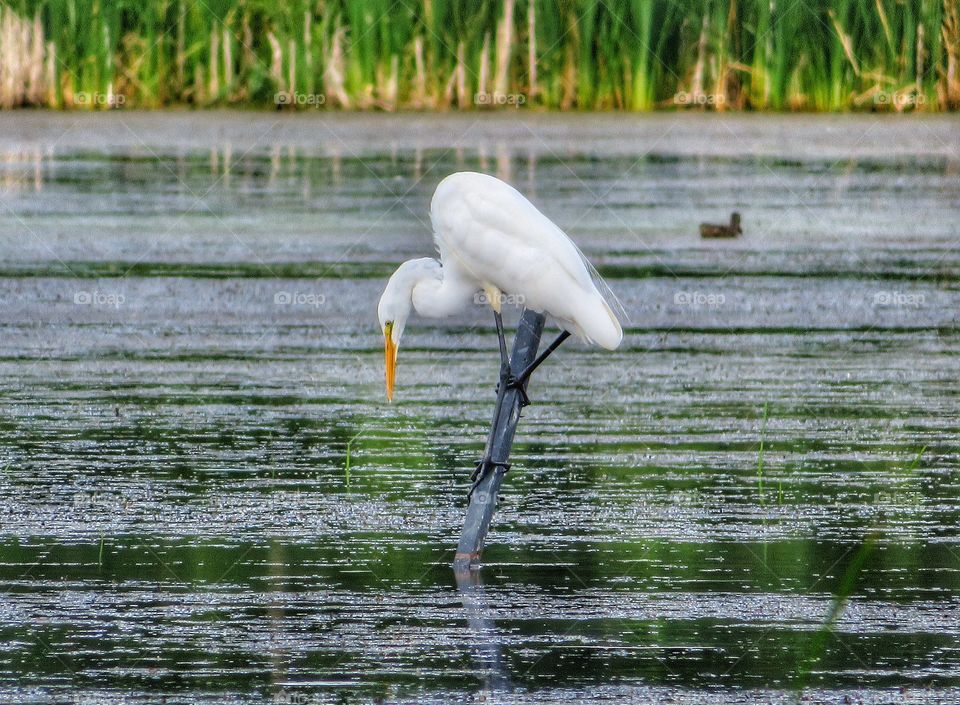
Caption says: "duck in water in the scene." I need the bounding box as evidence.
[700,212,742,238]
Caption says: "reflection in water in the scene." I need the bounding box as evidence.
[455,567,512,695]
[1,147,45,193]
[4,140,960,277]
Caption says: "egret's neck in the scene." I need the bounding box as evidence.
[412,265,477,318]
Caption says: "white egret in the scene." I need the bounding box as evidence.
[378,170,623,404]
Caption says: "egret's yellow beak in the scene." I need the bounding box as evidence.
[383,321,397,402]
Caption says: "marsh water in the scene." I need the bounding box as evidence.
[1,113,959,704]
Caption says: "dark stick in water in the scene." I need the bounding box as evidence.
[454,309,545,569]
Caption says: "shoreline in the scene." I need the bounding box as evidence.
[2,111,958,162]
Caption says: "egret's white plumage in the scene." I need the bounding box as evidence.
[378,171,623,400]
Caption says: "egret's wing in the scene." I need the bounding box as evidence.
[432,172,625,321]
[566,237,629,324]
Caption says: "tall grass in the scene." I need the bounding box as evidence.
[1,0,958,110]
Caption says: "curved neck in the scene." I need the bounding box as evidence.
[412,265,477,318]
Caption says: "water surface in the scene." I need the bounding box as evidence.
[1,113,959,704]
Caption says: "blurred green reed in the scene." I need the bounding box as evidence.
[0,0,957,110]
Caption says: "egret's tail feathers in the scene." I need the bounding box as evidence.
[572,289,623,350]
[569,240,629,325]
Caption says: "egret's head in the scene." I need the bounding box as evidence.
[377,258,440,401]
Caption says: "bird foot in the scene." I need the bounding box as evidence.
[467,459,512,503]
[495,374,531,407]
[505,375,531,407]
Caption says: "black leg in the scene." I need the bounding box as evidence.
[469,320,569,502]
[493,310,509,374]
[493,309,515,396]
[512,330,571,388]
[470,310,512,502]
